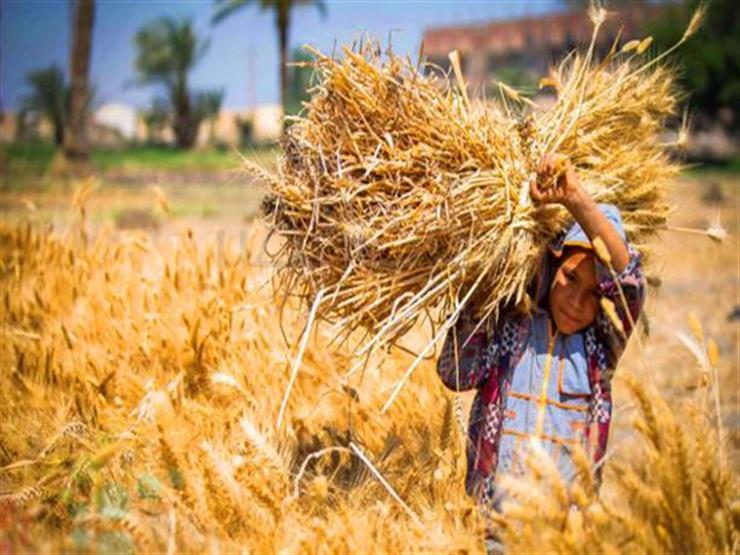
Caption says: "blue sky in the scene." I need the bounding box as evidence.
[1,0,564,111]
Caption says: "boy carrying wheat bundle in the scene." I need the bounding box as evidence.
[436,152,645,552]
[252,3,705,552]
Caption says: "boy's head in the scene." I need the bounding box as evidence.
[548,246,599,335]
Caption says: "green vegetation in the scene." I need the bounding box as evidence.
[2,141,277,177]
[19,65,69,145]
[684,155,740,177]
[649,0,740,119]
[92,145,240,171]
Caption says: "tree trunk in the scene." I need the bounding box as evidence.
[173,103,195,149]
[64,0,95,162]
[172,79,197,149]
[54,117,65,146]
[277,7,289,135]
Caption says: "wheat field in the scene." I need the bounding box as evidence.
[0,173,738,553]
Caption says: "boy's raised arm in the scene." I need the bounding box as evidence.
[531,153,630,272]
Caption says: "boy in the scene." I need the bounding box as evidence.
[436,153,646,511]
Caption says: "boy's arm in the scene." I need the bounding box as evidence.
[436,305,492,391]
[562,187,630,272]
[531,153,629,271]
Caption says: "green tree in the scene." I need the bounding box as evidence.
[648,0,740,122]
[64,0,96,162]
[212,0,327,119]
[20,65,69,146]
[134,18,211,149]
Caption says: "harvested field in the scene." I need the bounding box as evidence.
[0,171,737,552]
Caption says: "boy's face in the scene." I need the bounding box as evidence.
[548,248,599,335]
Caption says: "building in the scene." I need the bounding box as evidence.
[422,4,672,95]
[95,103,138,142]
[191,104,283,148]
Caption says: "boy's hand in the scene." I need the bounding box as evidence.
[529,152,584,210]
[530,152,630,272]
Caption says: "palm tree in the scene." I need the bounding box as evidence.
[134,18,211,149]
[21,65,68,146]
[212,0,326,117]
[64,0,96,162]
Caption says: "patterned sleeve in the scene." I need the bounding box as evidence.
[586,242,647,481]
[436,305,492,391]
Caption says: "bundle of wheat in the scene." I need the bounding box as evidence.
[255,7,702,397]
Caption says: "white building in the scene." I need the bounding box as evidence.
[95,103,138,141]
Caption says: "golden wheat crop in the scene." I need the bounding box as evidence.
[0,182,736,553]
